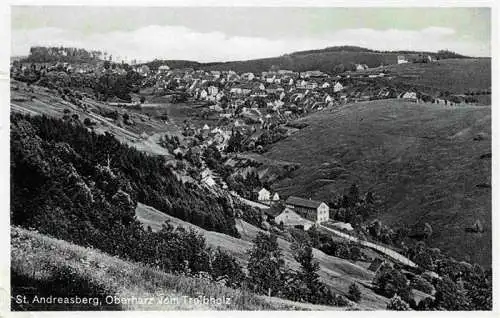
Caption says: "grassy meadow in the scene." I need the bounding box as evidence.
[264,99,491,267]
[385,58,491,97]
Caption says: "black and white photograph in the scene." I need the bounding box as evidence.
[3,3,496,313]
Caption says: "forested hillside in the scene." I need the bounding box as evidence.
[11,113,239,238]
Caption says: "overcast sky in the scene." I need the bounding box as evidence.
[11,7,491,62]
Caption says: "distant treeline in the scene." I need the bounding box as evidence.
[288,46,469,59]
[22,46,104,64]
[145,59,203,71]
[287,45,379,56]
[152,50,469,75]
[13,60,144,102]
[147,52,396,75]
[23,45,471,75]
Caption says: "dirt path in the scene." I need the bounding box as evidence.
[319,224,417,268]
[238,197,270,210]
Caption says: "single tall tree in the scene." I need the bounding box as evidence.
[291,242,321,302]
[246,232,285,296]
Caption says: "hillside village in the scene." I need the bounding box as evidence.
[10,47,493,241]
[10,50,489,154]
[9,46,492,311]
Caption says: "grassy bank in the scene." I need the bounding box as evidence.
[11,226,348,311]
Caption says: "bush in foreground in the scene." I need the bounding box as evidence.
[410,275,434,295]
[348,283,362,302]
[387,295,410,311]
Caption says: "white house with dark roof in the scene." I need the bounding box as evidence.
[271,192,280,201]
[399,90,418,101]
[158,64,170,73]
[355,64,368,71]
[397,55,409,64]
[241,72,255,81]
[333,82,344,92]
[285,196,329,223]
[275,207,314,230]
[256,188,271,202]
[199,89,208,100]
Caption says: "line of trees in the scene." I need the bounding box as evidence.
[24,46,104,63]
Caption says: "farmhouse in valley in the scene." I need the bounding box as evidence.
[399,89,418,102]
[333,81,344,92]
[271,192,280,201]
[254,188,280,204]
[397,55,409,64]
[157,64,170,73]
[354,64,368,71]
[275,207,314,230]
[256,187,271,202]
[285,196,329,223]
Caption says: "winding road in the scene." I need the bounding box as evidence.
[232,190,416,267]
[318,224,418,268]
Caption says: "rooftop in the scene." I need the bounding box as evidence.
[285,196,325,209]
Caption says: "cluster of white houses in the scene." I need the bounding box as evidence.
[255,188,280,203]
[256,188,330,230]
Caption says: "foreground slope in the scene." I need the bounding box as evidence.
[11,226,349,311]
[264,100,491,267]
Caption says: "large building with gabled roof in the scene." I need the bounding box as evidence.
[285,196,329,223]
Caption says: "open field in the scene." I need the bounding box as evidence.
[384,58,491,97]
[263,99,491,267]
[135,203,390,310]
[11,226,354,311]
[204,51,400,74]
[135,101,220,129]
[10,80,178,157]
